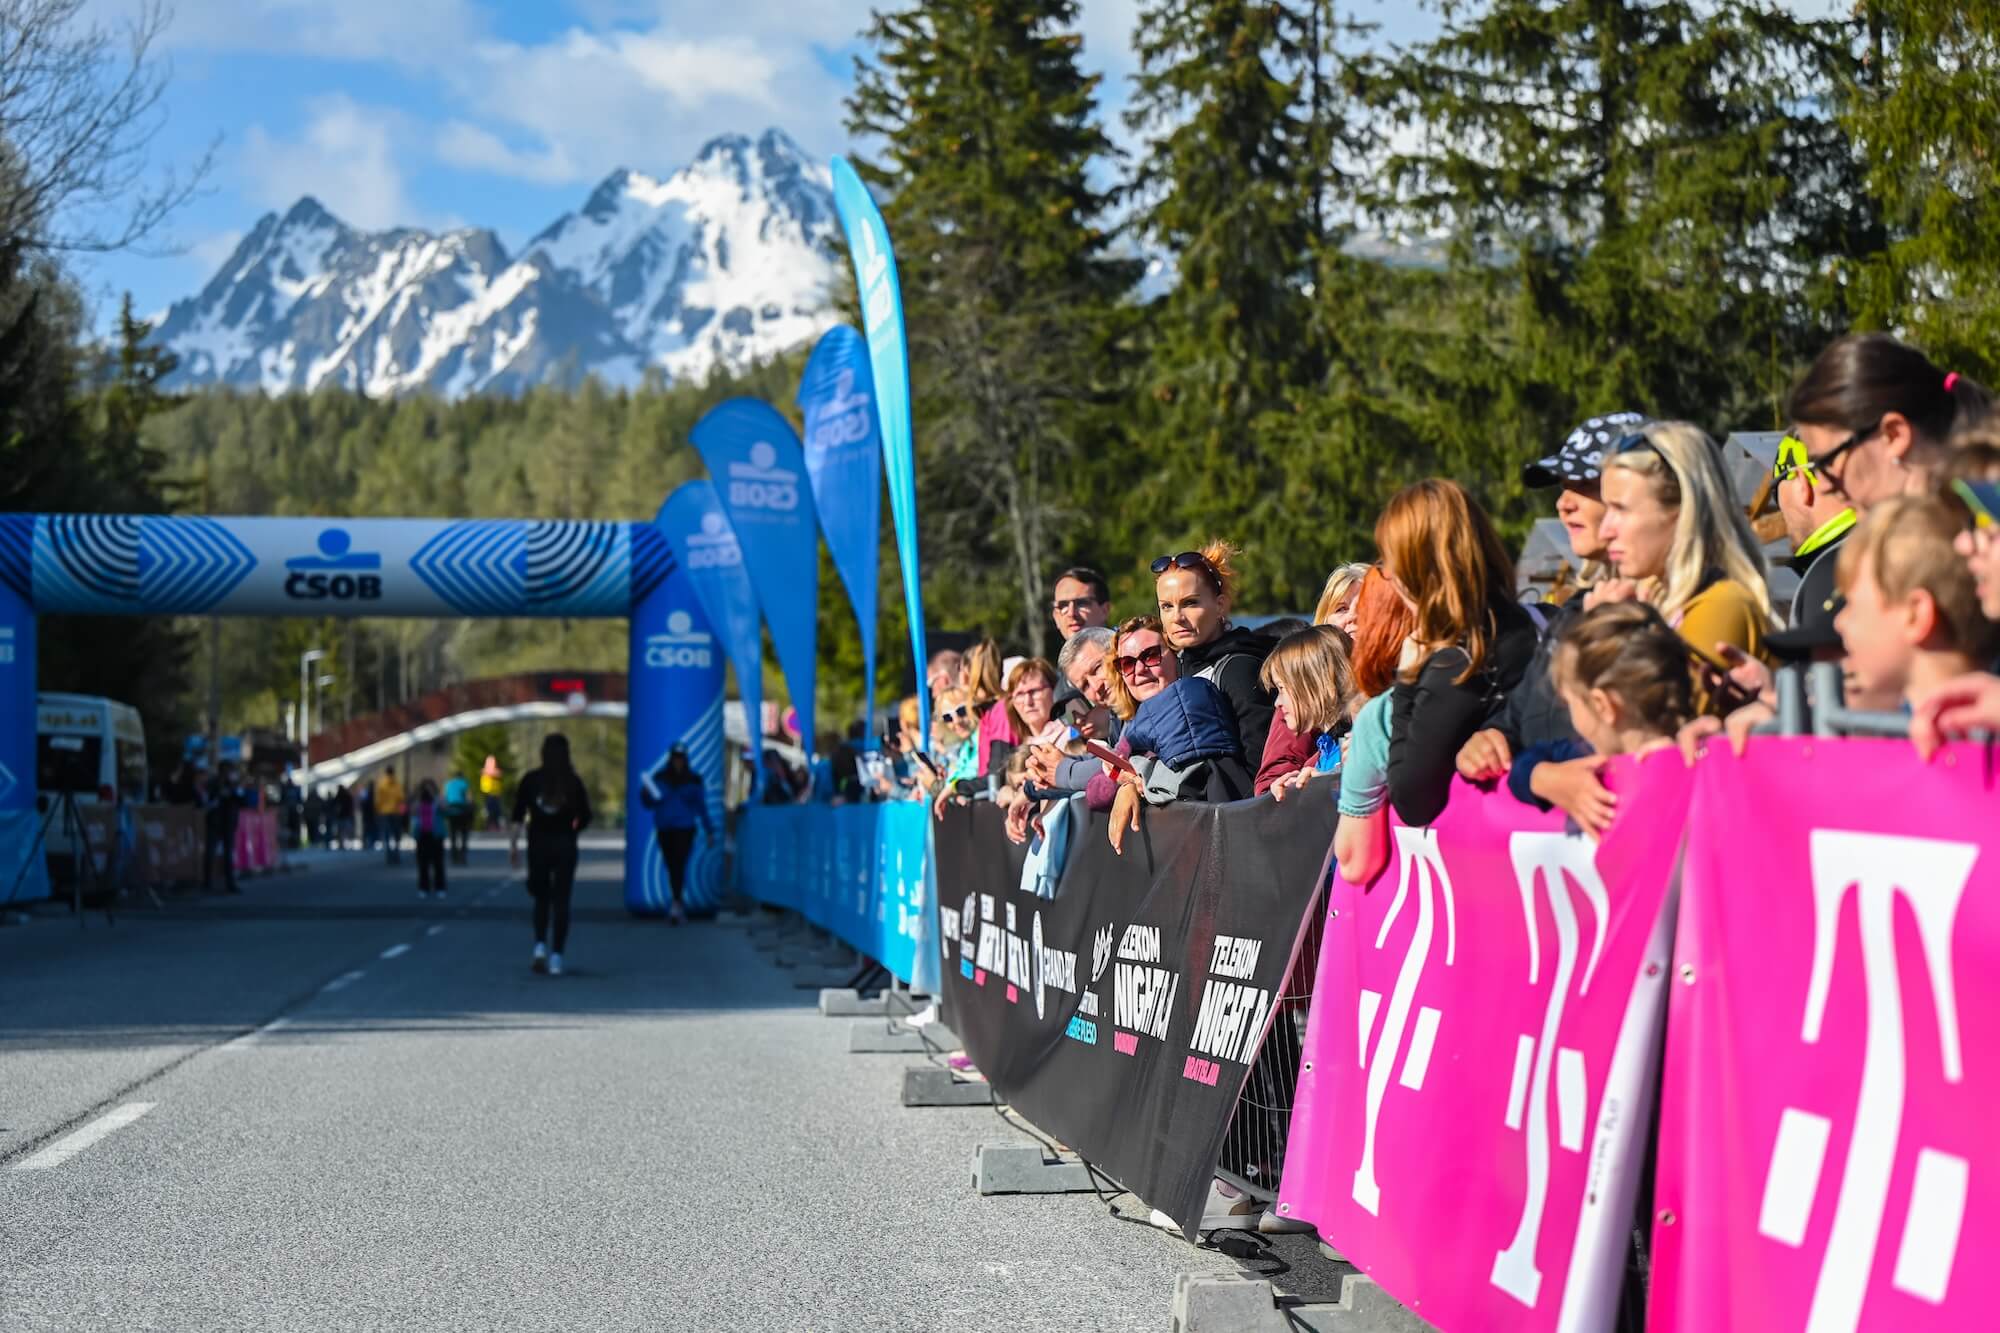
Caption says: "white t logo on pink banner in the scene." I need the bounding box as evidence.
[1280,753,1689,1331]
[1653,739,1997,1332]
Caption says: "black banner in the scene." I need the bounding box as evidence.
[932,792,1335,1237]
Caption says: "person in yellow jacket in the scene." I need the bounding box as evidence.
[374,766,407,866]
[479,755,504,830]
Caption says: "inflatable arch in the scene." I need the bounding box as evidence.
[0,512,725,913]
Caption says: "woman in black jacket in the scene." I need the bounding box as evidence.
[1152,541,1277,761]
[1376,480,1539,826]
[509,733,593,977]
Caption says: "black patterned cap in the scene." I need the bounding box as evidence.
[1522,412,1648,489]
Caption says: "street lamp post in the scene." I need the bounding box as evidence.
[314,674,335,738]
[298,649,327,746]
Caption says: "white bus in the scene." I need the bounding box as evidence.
[36,694,148,858]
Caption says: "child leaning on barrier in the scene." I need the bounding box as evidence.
[1262,624,1358,802]
[1833,494,2000,718]
[1506,602,1695,839]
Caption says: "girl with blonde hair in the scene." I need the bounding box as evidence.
[1261,625,1357,801]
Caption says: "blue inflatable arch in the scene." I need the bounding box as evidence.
[0,512,723,913]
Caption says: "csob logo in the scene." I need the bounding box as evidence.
[685,511,744,570]
[726,441,800,512]
[807,370,874,448]
[284,528,383,601]
[645,610,713,670]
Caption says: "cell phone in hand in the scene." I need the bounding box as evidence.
[1079,738,1136,775]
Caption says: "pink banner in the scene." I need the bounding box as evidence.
[1650,739,2000,1330]
[233,809,279,874]
[1277,753,1691,1330]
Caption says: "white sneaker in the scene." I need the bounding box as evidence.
[531,942,548,974]
[905,1002,938,1028]
[1149,1178,1261,1235]
[548,952,564,976]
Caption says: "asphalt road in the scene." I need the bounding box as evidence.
[0,839,1356,1331]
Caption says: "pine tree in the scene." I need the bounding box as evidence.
[1836,1,2000,380]
[849,0,1135,649]
[1370,0,1865,523]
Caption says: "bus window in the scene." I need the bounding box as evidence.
[38,734,102,794]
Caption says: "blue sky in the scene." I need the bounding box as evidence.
[75,0,1437,328]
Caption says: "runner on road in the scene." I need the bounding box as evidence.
[640,745,713,925]
[509,734,592,977]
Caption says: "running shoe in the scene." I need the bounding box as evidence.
[548,952,564,977]
[531,942,549,974]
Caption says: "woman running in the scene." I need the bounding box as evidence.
[508,733,592,977]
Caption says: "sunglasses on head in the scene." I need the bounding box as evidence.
[1774,421,1878,486]
[1114,643,1167,676]
[1611,431,1661,460]
[1151,550,1221,592]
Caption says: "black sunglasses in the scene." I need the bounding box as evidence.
[938,706,972,725]
[1151,550,1221,592]
[1779,419,1878,487]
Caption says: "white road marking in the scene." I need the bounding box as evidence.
[218,1017,290,1054]
[425,924,446,937]
[321,970,366,993]
[12,1103,157,1171]
[380,943,410,960]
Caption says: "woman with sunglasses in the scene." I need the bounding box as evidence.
[1377,479,1540,827]
[1785,333,1990,514]
[1080,616,1177,811]
[1595,421,1774,698]
[1153,541,1278,763]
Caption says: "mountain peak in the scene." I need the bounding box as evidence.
[152,128,840,398]
[279,196,343,232]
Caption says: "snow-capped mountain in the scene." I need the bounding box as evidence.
[153,129,840,396]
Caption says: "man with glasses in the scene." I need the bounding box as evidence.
[1772,433,1858,625]
[1050,567,1112,641]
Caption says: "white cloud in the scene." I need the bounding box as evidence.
[436,122,578,185]
[187,228,245,271]
[148,0,487,63]
[238,96,417,229]
[436,24,841,186]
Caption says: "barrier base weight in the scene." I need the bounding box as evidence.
[902,1066,992,1107]
[972,1143,1096,1195]
[1170,1275,1430,1333]
[819,988,887,1016]
[885,990,927,1016]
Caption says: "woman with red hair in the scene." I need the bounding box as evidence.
[1375,479,1540,826]
[1331,567,1416,881]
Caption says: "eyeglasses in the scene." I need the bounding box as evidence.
[1011,684,1051,702]
[1151,550,1221,592]
[1114,643,1167,677]
[1774,422,1877,487]
[1050,597,1102,614]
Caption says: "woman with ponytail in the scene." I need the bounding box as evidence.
[1785,333,1991,513]
[509,732,593,977]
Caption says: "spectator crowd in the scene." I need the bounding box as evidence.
[784,335,1998,882]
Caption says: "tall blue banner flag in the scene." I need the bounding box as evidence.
[624,553,725,915]
[655,483,763,792]
[828,157,929,747]
[797,326,883,745]
[690,399,819,753]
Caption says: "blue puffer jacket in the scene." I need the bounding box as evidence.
[1123,677,1243,769]
[641,773,710,834]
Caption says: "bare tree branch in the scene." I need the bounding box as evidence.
[0,0,212,255]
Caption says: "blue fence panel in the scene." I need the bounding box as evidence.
[737,803,932,987]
